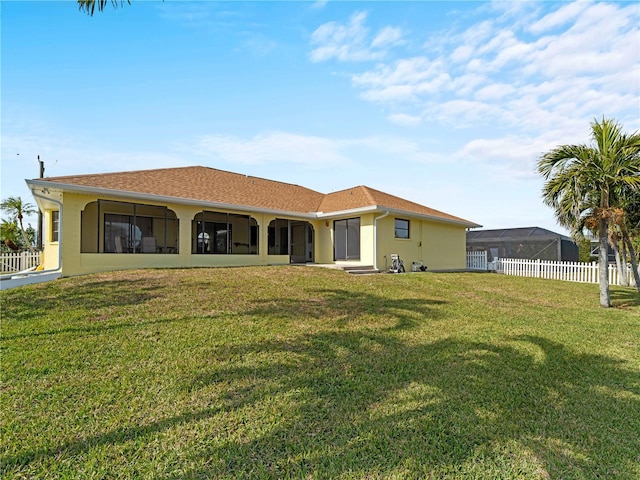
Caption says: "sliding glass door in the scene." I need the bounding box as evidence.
[334,218,360,260]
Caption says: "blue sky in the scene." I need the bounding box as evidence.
[2,0,639,234]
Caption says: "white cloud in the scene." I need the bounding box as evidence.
[474,83,515,102]
[194,131,453,169]
[330,0,638,146]
[528,0,591,34]
[388,113,422,126]
[352,57,452,103]
[310,0,328,10]
[450,45,474,63]
[309,11,403,62]
[196,131,353,167]
[425,100,506,129]
[371,26,404,48]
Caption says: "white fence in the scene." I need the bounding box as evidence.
[466,251,488,271]
[0,251,42,273]
[496,258,636,287]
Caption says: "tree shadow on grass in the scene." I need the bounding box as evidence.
[173,333,640,478]
[610,287,640,308]
[1,316,195,342]
[5,330,638,478]
[3,278,161,321]
[245,288,448,330]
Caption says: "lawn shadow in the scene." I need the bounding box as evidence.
[3,278,161,320]
[4,280,639,478]
[1,316,194,341]
[245,288,447,330]
[173,333,639,478]
[610,287,640,308]
[7,330,637,478]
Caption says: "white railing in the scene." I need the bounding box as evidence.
[0,251,43,273]
[496,258,636,287]
[466,251,488,271]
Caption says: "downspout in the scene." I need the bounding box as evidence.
[15,190,63,276]
[373,211,390,271]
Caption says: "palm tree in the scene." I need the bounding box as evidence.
[617,187,640,292]
[0,196,37,253]
[78,0,130,16]
[538,117,640,308]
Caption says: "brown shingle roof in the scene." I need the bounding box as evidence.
[320,185,475,224]
[38,166,478,225]
[41,166,325,213]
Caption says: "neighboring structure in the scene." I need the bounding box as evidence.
[587,236,616,263]
[466,227,579,262]
[27,166,480,277]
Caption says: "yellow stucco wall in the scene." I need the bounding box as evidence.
[376,215,467,271]
[48,191,468,277]
[421,221,467,270]
[54,193,314,276]
[315,219,334,264]
[315,213,375,266]
[42,209,59,271]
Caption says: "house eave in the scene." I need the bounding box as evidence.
[26,179,318,220]
[318,205,480,228]
[25,179,481,228]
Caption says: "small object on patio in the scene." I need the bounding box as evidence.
[389,254,405,273]
[412,261,427,272]
[141,236,157,253]
[114,236,124,253]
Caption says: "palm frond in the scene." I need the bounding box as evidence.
[78,0,131,16]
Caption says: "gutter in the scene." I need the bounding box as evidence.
[25,179,319,220]
[318,205,481,228]
[8,188,64,277]
[25,179,480,228]
[373,210,390,271]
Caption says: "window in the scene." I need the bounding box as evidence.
[268,218,290,255]
[192,211,258,255]
[395,218,410,239]
[104,214,152,253]
[80,200,179,254]
[51,211,59,242]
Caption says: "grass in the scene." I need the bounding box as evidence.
[1,266,639,479]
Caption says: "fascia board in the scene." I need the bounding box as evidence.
[318,204,481,228]
[315,206,378,218]
[26,179,481,227]
[26,179,318,220]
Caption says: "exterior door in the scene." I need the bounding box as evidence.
[306,224,315,262]
[334,218,360,260]
[290,221,314,263]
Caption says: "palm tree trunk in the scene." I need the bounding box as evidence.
[621,240,629,286]
[17,216,36,254]
[598,218,611,307]
[622,233,640,293]
[611,237,629,287]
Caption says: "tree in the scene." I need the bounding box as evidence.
[538,117,640,307]
[577,237,592,263]
[617,187,640,292]
[78,0,131,16]
[1,220,21,253]
[0,197,37,253]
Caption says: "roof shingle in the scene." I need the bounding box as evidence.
[37,166,477,225]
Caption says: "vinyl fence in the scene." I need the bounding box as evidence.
[466,251,488,271]
[0,251,42,274]
[496,258,637,287]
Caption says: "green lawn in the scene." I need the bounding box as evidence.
[1,267,639,479]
